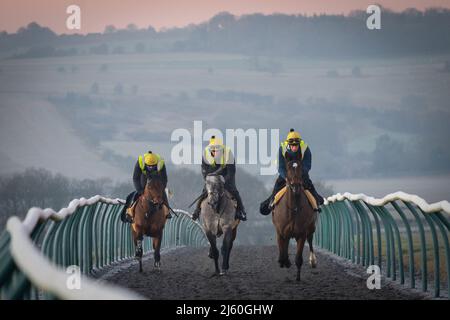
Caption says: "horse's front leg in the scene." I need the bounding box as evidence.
[206,231,220,276]
[152,233,162,270]
[220,227,233,275]
[132,227,143,272]
[295,236,306,281]
[276,233,291,268]
[307,233,317,268]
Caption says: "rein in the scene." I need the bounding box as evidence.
[286,184,303,215]
[215,191,230,234]
[286,164,304,215]
[141,182,165,218]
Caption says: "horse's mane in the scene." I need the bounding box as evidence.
[146,174,164,193]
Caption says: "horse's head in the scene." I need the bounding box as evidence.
[286,159,303,195]
[145,174,165,210]
[205,173,225,213]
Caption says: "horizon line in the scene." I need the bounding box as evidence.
[3,6,449,36]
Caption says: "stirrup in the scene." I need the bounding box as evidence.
[126,214,134,223]
[268,198,275,210]
[235,208,247,221]
[192,210,200,221]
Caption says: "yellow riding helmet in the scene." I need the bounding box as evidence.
[144,152,158,166]
[286,128,301,144]
[208,135,224,151]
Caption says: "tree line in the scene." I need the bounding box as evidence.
[2,8,450,59]
[0,167,334,244]
[0,168,130,230]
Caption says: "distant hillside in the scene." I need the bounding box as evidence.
[2,8,450,59]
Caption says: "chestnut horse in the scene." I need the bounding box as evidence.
[131,174,169,272]
[272,154,318,281]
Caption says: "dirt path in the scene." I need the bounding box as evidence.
[99,246,430,300]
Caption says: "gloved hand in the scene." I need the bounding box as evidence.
[302,174,312,189]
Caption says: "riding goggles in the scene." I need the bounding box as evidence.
[208,145,223,152]
[287,138,300,145]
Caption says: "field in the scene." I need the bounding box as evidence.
[1,52,450,182]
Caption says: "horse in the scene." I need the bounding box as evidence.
[272,154,318,281]
[131,174,170,272]
[201,173,240,276]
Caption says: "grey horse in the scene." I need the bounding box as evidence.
[201,173,240,276]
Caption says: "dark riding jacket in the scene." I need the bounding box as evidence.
[278,145,311,179]
[201,147,237,190]
[132,160,168,194]
[201,158,236,185]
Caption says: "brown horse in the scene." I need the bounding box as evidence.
[272,155,318,281]
[131,174,169,272]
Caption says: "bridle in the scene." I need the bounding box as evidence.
[286,161,303,193]
[286,160,304,214]
[143,177,164,214]
[206,175,225,214]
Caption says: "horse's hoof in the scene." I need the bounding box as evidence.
[220,270,228,276]
[309,253,317,268]
[296,276,300,282]
[285,260,292,268]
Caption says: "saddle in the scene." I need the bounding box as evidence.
[273,186,318,211]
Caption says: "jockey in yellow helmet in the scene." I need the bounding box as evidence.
[260,129,324,215]
[120,150,171,223]
[191,136,247,221]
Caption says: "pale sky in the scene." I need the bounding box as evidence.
[1,0,450,34]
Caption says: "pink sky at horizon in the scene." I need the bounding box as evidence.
[1,0,450,34]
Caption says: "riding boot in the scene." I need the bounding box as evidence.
[232,191,247,221]
[121,191,136,223]
[303,173,324,212]
[310,185,325,207]
[192,189,208,221]
[260,177,286,215]
[162,191,172,219]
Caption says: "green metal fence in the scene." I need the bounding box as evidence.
[2,191,448,300]
[315,192,450,299]
[0,196,207,300]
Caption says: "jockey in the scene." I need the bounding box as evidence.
[120,150,171,223]
[260,129,324,215]
[192,136,247,221]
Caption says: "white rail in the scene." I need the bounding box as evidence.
[20,195,124,234]
[5,195,142,300]
[6,217,142,300]
[325,191,450,214]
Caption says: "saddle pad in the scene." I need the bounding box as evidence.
[274,186,287,205]
[304,189,318,210]
[273,186,318,210]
